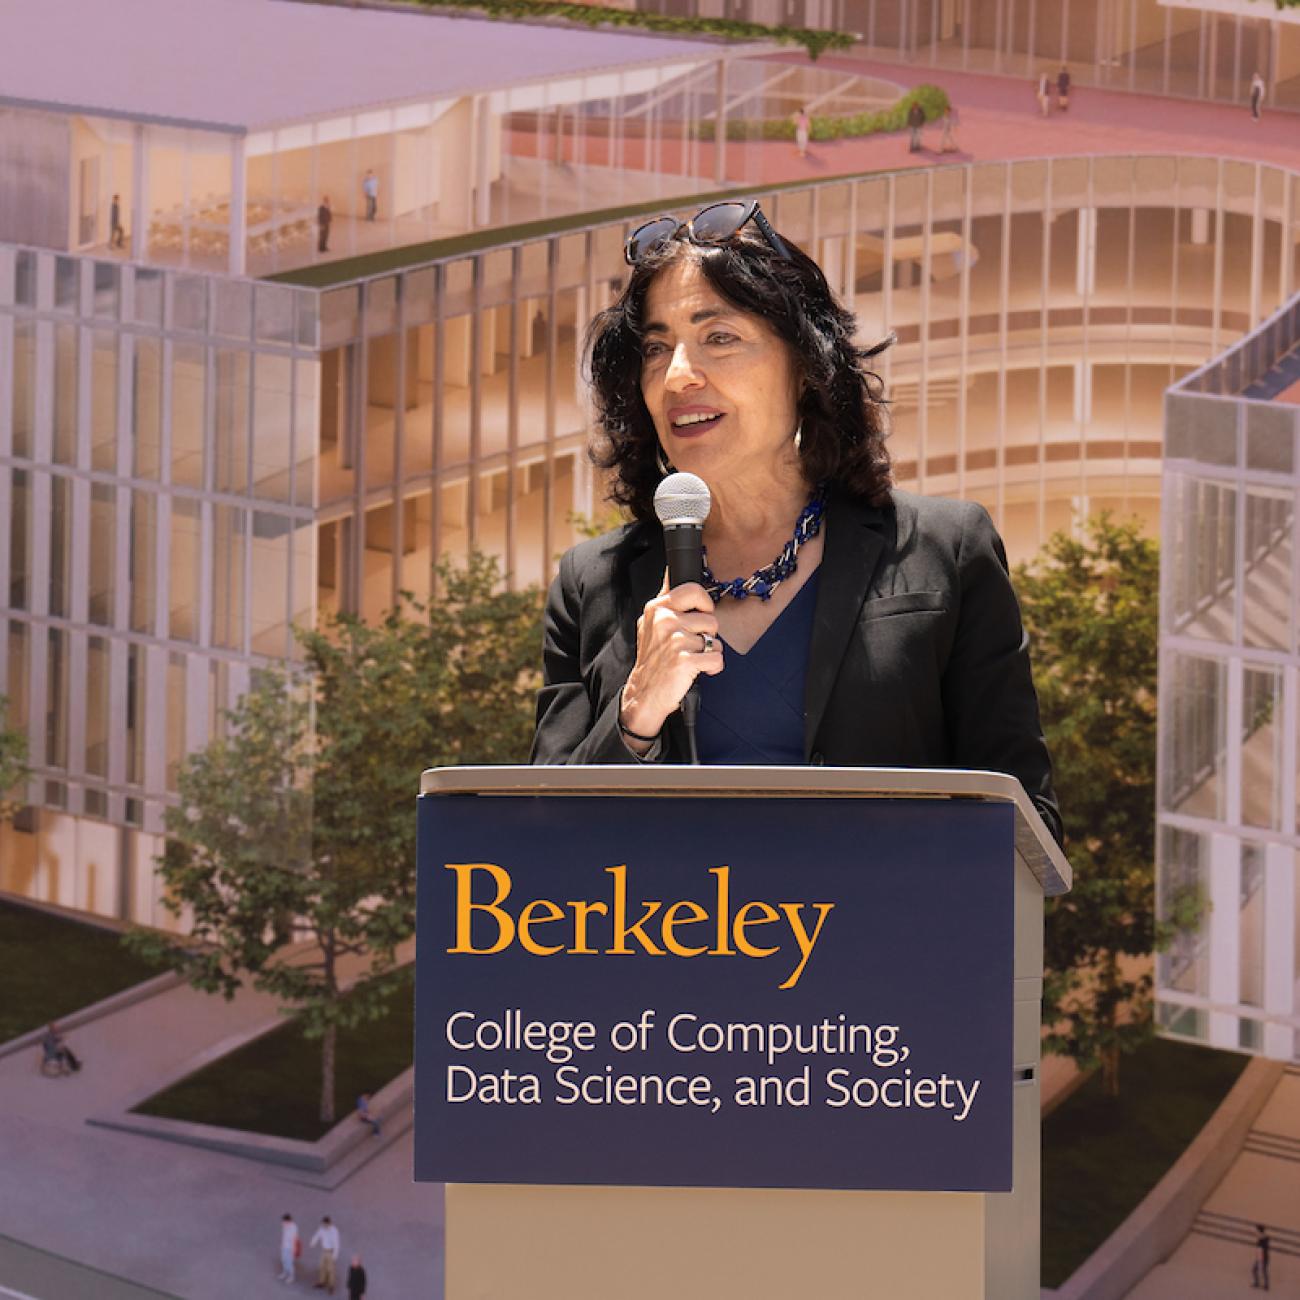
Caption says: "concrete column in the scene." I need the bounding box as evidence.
[367,333,421,409]
[1262,840,1295,1059]
[443,316,472,387]
[1072,360,1092,426]
[1191,207,1210,245]
[1275,18,1300,82]
[474,95,493,229]
[571,450,593,521]
[1226,655,1244,827]
[1249,167,1263,325]
[144,643,168,803]
[819,237,845,300]
[66,628,87,805]
[435,99,474,230]
[1075,206,1097,297]
[1207,831,1241,1049]
[714,60,727,186]
[185,653,208,754]
[131,123,149,262]
[229,135,247,277]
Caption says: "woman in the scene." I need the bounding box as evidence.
[939,103,959,154]
[792,106,811,159]
[531,200,1061,845]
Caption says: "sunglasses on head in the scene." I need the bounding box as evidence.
[624,200,791,266]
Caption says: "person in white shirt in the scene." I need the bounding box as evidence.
[362,171,379,222]
[1250,70,1266,121]
[279,1213,299,1284]
[311,1216,341,1294]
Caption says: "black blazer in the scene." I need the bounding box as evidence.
[531,488,1061,846]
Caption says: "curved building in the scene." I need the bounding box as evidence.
[3,148,1296,931]
[1,2,1298,1031]
[638,0,1300,114]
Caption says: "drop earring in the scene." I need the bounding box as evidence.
[655,444,674,476]
[793,421,803,454]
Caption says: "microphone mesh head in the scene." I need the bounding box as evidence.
[653,472,712,528]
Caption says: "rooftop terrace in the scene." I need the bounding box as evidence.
[0,0,745,132]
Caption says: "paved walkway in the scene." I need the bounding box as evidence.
[744,56,1300,181]
[1119,1067,1300,1299]
[0,970,440,1299]
[0,1234,180,1300]
[1035,1066,1298,1300]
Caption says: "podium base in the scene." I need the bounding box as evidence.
[446,1183,988,1299]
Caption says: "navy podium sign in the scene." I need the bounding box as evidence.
[414,794,1014,1192]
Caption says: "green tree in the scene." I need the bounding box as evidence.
[129,554,542,1123]
[0,696,29,822]
[1016,515,1163,1097]
[567,506,629,542]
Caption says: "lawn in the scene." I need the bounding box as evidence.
[266,167,889,289]
[0,900,164,1044]
[1042,1035,1250,1287]
[133,967,414,1142]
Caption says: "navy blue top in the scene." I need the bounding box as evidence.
[695,570,819,765]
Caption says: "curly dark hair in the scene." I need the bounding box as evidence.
[586,224,892,522]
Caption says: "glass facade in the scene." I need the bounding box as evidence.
[1157,291,1300,1063]
[641,0,1300,114]
[0,246,319,920]
[313,152,1300,615]
[1,151,1297,926]
[1,58,901,279]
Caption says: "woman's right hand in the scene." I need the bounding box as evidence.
[619,576,724,748]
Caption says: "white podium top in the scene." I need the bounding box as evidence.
[419,765,1071,897]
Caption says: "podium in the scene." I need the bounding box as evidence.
[416,765,1070,1300]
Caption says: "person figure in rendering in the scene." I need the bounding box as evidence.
[311,1215,340,1293]
[278,1212,299,1284]
[906,99,926,152]
[1250,70,1266,121]
[317,196,332,254]
[40,1022,81,1075]
[109,194,125,249]
[530,198,1061,854]
[1036,70,1051,116]
[355,1092,380,1136]
[1252,1223,1271,1289]
[346,1254,367,1300]
[362,170,379,222]
[792,106,810,159]
[1056,65,1071,111]
[939,103,959,154]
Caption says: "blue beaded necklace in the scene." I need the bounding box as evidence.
[701,487,827,603]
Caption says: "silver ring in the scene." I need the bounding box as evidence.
[698,632,717,654]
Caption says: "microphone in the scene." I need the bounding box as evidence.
[653,472,713,765]
[653,472,712,588]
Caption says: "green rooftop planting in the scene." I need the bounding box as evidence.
[265,165,890,288]
[699,81,950,141]
[401,0,854,59]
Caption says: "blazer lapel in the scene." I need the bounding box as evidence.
[804,493,889,757]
